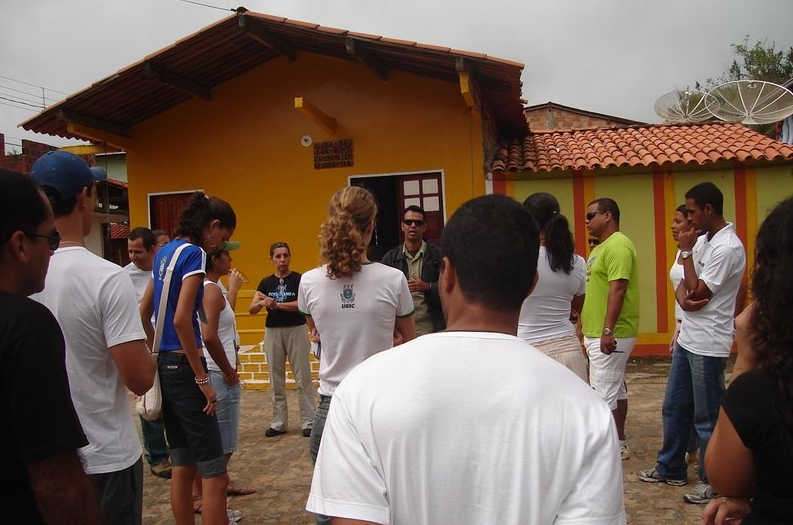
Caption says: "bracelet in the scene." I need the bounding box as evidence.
[195,375,210,385]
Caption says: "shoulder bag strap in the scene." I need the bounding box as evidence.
[151,243,194,355]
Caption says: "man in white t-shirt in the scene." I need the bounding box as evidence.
[307,195,625,525]
[640,182,745,506]
[125,226,172,479]
[30,151,155,525]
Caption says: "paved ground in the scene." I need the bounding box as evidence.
[142,359,723,524]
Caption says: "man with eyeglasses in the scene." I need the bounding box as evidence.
[30,151,155,525]
[382,205,445,337]
[581,197,640,462]
[0,169,101,525]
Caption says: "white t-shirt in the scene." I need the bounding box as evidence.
[517,247,586,343]
[678,224,746,358]
[202,280,238,373]
[31,247,145,474]
[124,261,151,304]
[298,262,414,396]
[669,251,684,323]
[307,332,625,525]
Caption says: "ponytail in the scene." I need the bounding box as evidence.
[320,186,377,279]
[175,191,236,245]
[523,191,575,274]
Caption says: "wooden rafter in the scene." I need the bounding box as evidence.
[57,110,130,138]
[294,97,337,134]
[345,38,389,81]
[238,14,297,62]
[143,62,212,100]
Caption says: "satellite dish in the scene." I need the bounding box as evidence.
[707,80,793,125]
[654,89,720,123]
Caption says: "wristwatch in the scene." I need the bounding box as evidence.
[680,250,692,260]
[602,327,613,336]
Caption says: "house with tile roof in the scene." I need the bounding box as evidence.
[523,101,646,132]
[21,8,526,352]
[490,121,793,355]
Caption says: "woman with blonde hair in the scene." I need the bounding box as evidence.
[298,186,416,469]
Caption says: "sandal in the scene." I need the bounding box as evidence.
[193,495,202,514]
[227,485,257,497]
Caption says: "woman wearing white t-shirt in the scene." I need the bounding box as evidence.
[299,186,416,470]
[668,203,699,463]
[518,192,588,382]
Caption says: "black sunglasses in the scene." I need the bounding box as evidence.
[585,211,602,221]
[403,219,425,227]
[25,230,61,250]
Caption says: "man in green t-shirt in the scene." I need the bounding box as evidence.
[581,197,640,461]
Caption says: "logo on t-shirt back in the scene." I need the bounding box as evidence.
[158,255,167,280]
[340,284,355,309]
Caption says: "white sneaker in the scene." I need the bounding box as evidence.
[620,442,631,461]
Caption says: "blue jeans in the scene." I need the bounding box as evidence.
[656,343,726,482]
[209,370,241,455]
[309,395,332,525]
[140,417,169,465]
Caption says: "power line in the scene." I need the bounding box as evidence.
[0,95,44,109]
[0,101,39,112]
[174,0,234,12]
[0,87,45,105]
[0,74,68,95]
[0,83,57,102]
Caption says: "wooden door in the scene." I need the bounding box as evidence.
[149,192,194,237]
[397,172,444,243]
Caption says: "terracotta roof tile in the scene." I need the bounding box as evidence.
[490,122,793,174]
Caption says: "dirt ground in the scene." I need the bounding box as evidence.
[142,359,720,524]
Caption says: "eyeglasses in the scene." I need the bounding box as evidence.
[585,211,602,221]
[403,219,425,227]
[24,229,61,250]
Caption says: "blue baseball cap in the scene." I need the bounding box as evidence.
[31,151,107,198]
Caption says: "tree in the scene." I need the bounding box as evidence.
[698,36,793,90]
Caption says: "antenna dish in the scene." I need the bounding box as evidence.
[654,89,719,123]
[707,80,793,125]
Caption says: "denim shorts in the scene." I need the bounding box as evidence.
[159,352,226,477]
[209,370,241,455]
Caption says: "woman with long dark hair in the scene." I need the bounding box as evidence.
[703,196,793,524]
[518,192,588,382]
[140,192,237,525]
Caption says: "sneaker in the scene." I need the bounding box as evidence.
[150,460,172,479]
[638,467,687,486]
[227,508,243,523]
[302,428,312,438]
[264,428,286,438]
[620,442,631,461]
[683,482,716,504]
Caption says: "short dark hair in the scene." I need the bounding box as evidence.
[152,229,168,239]
[441,195,539,311]
[685,182,724,216]
[590,197,621,223]
[403,205,425,220]
[0,171,50,246]
[41,181,94,218]
[207,249,230,273]
[270,241,290,257]
[676,204,688,215]
[128,227,156,250]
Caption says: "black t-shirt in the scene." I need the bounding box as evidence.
[256,272,306,328]
[0,293,87,524]
[723,368,793,524]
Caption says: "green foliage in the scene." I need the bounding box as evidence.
[701,36,793,89]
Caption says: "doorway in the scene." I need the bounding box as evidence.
[148,191,198,237]
[350,171,445,261]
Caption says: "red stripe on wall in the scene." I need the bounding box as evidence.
[652,172,669,334]
[573,174,587,255]
[492,174,507,195]
[734,166,748,246]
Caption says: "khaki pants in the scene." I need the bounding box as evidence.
[264,325,316,431]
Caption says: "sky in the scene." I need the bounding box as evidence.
[2,0,792,151]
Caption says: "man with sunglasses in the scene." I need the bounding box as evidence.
[0,169,101,524]
[382,206,445,336]
[581,198,639,462]
[30,151,155,525]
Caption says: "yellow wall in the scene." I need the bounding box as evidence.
[505,163,793,355]
[124,52,485,343]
